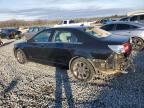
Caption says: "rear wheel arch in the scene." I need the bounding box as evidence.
[69,53,91,68]
[69,56,80,69]
[131,36,144,41]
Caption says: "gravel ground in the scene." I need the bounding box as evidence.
[0,40,144,108]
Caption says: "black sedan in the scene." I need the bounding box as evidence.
[14,27,132,81]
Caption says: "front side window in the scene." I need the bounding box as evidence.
[116,24,131,30]
[53,31,78,43]
[32,30,52,42]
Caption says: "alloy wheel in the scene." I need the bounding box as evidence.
[16,50,26,64]
[72,61,91,81]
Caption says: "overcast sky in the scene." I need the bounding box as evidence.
[0,0,143,21]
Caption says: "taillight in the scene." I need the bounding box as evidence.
[108,42,131,54]
[122,42,131,54]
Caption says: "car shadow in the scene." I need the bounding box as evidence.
[55,67,75,108]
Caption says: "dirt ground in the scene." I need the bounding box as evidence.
[0,40,144,108]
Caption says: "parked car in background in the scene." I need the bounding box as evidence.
[14,27,132,81]
[0,28,22,39]
[100,21,144,50]
[119,14,144,23]
[24,26,49,40]
[18,27,29,34]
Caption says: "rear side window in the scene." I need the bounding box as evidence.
[140,15,144,20]
[53,30,78,43]
[116,24,131,30]
[130,16,138,21]
[101,24,115,31]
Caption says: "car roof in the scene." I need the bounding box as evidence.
[103,21,144,27]
[52,26,93,30]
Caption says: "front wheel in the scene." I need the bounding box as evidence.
[70,57,95,82]
[15,49,27,64]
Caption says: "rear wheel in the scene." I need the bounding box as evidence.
[16,49,27,64]
[132,37,144,51]
[70,57,94,82]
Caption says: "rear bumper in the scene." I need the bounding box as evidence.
[92,53,128,73]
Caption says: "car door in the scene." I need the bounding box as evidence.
[111,24,132,36]
[27,30,53,60]
[48,29,81,65]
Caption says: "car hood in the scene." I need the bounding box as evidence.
[98,35,130,45]
[14,40,27,47]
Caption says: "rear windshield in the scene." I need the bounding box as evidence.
[84,27,111,38]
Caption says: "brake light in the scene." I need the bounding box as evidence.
[122,42,131,53]
[108,42,131,54]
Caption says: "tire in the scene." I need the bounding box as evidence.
[15,49,27,64]
[132,37,144,51]
[70,57,95,82]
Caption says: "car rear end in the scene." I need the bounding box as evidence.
[93,35,132,74]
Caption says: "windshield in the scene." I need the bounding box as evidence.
[84,27,111,38]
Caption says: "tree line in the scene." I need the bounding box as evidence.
[0,15,124,28]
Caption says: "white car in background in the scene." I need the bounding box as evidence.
[100,21,144,50]
[54,20,95,27]
[120,14,144,24]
